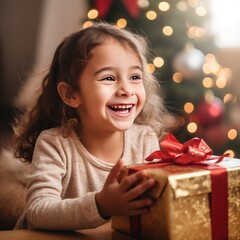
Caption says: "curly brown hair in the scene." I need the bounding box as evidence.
[13,21,174,162]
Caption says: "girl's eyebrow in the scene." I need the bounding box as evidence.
[93,65,143,76]
[130,66,143,71]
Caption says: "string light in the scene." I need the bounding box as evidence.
[187,26,206,39]
[82,21,93,28]
[146,11,157,20]
[228,129,237,140]
[117,18,127,28]
[210,62,220,74]
[138,0,149,9]
[195,28,206,39]
[163,26,173,36]
[218,68,232,79]
[184,102,194,113]
[202,77,213,88]
[146,63,155,73]
[158,1,170,12]
[153,57,164,68]
[188,0,199,8]
[187,122,198,133]
[205,53,216,62]
[216,76,227,89]
[203,61,220,75]
[224,150,235,158]
[172,72,183,83]
[176,1,188,11]
[195,6,206,16]
[87,9,98,19]
[223,93,234,104]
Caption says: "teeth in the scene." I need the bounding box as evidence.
[110,104,133,109]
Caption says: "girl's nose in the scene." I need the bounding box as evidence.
[116,81,135,97]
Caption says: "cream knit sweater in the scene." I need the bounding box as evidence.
[15,124,160,230]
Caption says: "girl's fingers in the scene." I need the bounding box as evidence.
[126,198,154,215]
[105,158,124,185]
[120,171,148,192]
[127,208,150,216]
[126,178,155,200]
[128,197,154,210]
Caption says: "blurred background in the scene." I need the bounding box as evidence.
[0,0,240,157]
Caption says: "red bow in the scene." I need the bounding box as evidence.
[145,133,228,165]
[95,0,139,18]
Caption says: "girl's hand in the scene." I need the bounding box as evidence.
[95,159,155,219]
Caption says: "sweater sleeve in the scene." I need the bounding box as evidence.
[26,131,108,230]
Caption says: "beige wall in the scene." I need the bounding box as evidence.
[35,0,88,68]
[216,48,240,95]
[0,0,88,107]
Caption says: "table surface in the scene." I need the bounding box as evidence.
[0,222,133,240]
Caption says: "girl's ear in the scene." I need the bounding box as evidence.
[57,82,81,108]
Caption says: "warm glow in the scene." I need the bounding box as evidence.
[196,6,206,16]
[203,62,220,74]
[153,57,164,68]
[88,9,98,19]
[187,122,197,133]
[218,67,232,79]
[117,18,127,28]
[83,21,93,28]
[184,102,194,113]
[172,72,183,83]
[138,0,149,8]
[224,150,235,158]
[216,76,227,89]
[209,62,220,74]
[163,26,173,36]
[158,2,170,11]
[228,129,237,140]
[188,26,197,39]
[146,63,155,73]
[146,11,157,20]
[188,0,198,8]
[205,53,216,62]
[177,1,188,11]
[202,77,213,88]
[202,63,211,74]
[195,28,206,38]
[223,93,233,104]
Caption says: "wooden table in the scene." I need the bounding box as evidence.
[0,222,133,240]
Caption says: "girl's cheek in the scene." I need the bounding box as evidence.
[139,87,147,102]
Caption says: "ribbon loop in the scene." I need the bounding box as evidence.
[145,133,228,165]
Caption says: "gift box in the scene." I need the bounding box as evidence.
[111,133,240,240]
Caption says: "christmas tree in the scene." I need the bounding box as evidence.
[85,0,239,157]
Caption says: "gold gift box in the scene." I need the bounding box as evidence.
[111,157,240,240]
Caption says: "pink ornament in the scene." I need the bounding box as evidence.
[193,97,225,127]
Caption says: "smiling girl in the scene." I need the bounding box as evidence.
[13,22,174,230]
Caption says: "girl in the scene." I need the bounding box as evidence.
[13,21,174,230]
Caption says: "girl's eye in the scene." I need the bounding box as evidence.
[130,74,142,80]
[101,76,115,81]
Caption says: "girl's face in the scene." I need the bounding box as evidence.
[76,39,146,135]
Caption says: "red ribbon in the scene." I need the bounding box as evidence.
[95,0,140,18]
[130,133,229,240]
[145,133,227,164]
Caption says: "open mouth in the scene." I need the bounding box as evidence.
[108,104,134,114]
